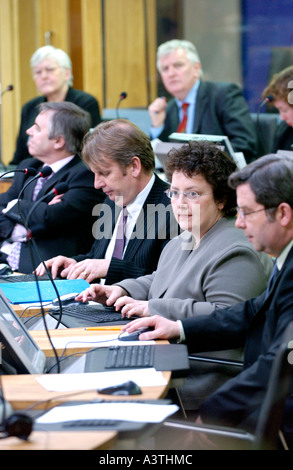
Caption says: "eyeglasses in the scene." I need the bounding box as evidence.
[236,207,267,219]
[165,189,210,201]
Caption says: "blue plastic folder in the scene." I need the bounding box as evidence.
[1,279,90,304]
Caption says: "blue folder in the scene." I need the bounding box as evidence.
[1,279,90,304]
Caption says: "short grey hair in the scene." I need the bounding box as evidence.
[157,39,202,73]
[30,45,73,86]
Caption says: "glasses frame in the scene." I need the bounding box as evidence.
[165,189,212,202]
[236,207,267,219]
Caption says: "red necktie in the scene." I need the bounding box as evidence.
[177,102,189,133]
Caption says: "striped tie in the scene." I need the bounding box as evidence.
[112,207,128,259]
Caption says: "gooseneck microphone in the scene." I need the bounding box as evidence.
[0,167,38,180]
[14,165,61,371]
[259,95,274,109]
[17,166,53,206]
[116,91,127,118]
[256,95,274,156]
[25,182,69,230]
[1,84,14,97]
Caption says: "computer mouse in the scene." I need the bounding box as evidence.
[0,263,13,276]
[98,380,142,396]
[118,327,153,341]
[51,293,88,307]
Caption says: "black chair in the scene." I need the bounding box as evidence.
[159,322,293,450]
[250,112,279,156]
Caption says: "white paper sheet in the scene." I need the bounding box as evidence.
[36,401,179,424]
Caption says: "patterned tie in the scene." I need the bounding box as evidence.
[32,172,53,201]
[7,170,53,270]
[112,207,128,259]
[177,102,189,133]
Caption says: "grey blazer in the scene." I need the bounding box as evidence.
[118,218,273,320]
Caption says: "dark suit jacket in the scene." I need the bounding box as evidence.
[181,245,293,435]
[11,87,102,165]
[272,121,293,152]
[158,81,258,163]
[74,174,179,284]
[0,157,105,273]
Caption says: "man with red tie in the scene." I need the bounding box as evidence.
[148,39,258,163]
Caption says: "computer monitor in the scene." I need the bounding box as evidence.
[168,132,246,168]
[0,288,46,374]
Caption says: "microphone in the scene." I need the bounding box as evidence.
[14,168,63,368]
[116,91,127,118]
[259,95,273,109]
[1,84,14,97]
[256,95,274,156]
[17,166,53,204]
[0,167,38,180]
[25,182,69,227]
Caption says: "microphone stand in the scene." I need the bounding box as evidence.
[116,91,127,118]
[15,172,62,373]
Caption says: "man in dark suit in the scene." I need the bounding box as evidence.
[35,119,179,284]
[149,39,258,163]
[0,102,105,273]
[121,153,293,448]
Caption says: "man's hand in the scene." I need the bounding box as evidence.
[121,315,181,341]
[66,259,111,283]
[35,255,76,279]
[148,97,167,127]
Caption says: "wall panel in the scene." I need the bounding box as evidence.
[104,0,148,108]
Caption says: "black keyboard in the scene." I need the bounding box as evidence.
[49,303,124,324]
[0,273,58,283]
[105,345,155,369]
[63,419,119,428]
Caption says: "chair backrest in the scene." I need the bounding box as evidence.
[254,321,293,449]
[250,112,279,156]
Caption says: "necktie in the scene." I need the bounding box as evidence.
[32,172,53,201]
[7,169,53,270]
[265,262,279,299]
[112,207,128,259]
[177,102,189,133]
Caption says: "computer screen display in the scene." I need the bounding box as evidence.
[0,288,46,374]
[168,132,246,169]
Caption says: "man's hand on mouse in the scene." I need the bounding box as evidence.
[121,315,181,341]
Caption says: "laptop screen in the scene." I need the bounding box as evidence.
[168,132,246,169]
[0,288,46,374]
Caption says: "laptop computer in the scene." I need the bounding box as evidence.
[0,287,190,377]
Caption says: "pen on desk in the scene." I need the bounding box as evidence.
[84,326,123,331]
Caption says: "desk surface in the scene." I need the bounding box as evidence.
[0,430,117,450]
[2,328,171,409]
